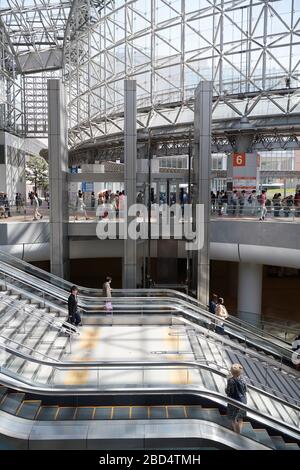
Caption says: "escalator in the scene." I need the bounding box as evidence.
[0,384,299,450]
[0,249,295,350]
[0,251,295,366]
[0,250,299,450]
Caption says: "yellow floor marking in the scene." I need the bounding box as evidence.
[63,355,98,385]
[164,326,191,385]
[63,327,101,385]
[78,327,101,351]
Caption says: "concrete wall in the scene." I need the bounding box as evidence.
[1,219,300,269]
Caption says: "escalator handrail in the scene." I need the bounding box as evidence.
[0,366,299,439]
[0,263,293,358]
[2,275,296,382]
[0,265,295,368]
[0,340,299,412]
[0,250,294,345]
[0,292,78,336]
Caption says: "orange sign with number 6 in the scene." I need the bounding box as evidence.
[233,153,246,167]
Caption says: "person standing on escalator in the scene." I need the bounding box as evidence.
[103,276,113,314]
[215,297,229,334]
[292,334,300,370]
[225,363,247,434]
[68,286,82,326]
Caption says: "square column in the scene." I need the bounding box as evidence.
[238,263,263,326]
[193,81,213,305]
[47,79,69,278]
[123,80,137,288]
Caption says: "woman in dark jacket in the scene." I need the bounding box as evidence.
[225,363,247,434]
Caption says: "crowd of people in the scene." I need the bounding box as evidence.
[211,188,300,219]
[0,192,10,218]
[73,189,128,221]
[0,191,48,220]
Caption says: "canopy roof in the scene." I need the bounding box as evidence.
[0,0,73,55]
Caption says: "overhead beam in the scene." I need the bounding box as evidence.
[19,48,63,74]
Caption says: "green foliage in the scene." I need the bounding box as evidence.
[25,156,49,191]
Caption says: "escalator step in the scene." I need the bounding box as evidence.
[187,406,225,425]
[149,407,167,419]
[167,406,186,419]
[56,407,76,421]
[37,406,59,421]
[75,407,95,420]
[185,406,203,418]
[131,407,148,420]
[0,387,8,401]
[112,407,130,420]
[254,429,276,449]
[284,443,300,450]
[17,401,41,420]
[193,408,226,426]
[94,407,112,420]
[270,436,288,450]
[241,422,257,441]
[0,393,25,415]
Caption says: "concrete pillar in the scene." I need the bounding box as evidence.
[123,80,137,288]
[193,81,213,306]
[238,263,263,326]
[47,79,69,279]
[227,133,254,191]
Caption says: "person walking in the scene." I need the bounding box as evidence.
[292,334,300,371]
[248,190,257,216]
[273,193,282,217]
[231,190,238,216]
[67,286,82,326]
[225,363,248,434]
[91,191,96,209]
[239,190,246,216]
[74,190,88,221]
[294,189,300,217]
[103,276,113,313]
[222,191,228,215]
[0,192,7,218]
[209,294,219,315]
[33,192,43,220]
[215,297,229,334]
[3,194,10,217]
[259,190,267,221]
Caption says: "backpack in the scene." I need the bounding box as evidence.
[38,198,43,206]
[226,377,247,403]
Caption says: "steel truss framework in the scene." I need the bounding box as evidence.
[68,128,300,165]
[0,22,23,134]
[64,0,300,151]
[0,0,72,136]
[0,1,72,57]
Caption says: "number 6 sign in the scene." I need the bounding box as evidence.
[233,153,246,167]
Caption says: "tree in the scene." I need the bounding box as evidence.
[25,155,49,193]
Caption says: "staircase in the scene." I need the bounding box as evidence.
[0,287,75,384]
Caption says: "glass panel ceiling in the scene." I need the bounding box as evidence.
[0,0,73,54]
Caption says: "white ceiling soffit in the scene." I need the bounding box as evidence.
[18,48,63,73]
